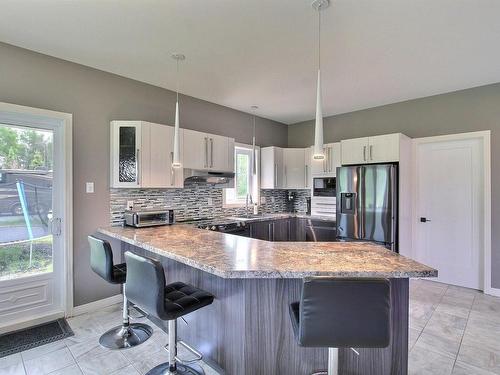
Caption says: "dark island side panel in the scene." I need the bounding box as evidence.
[121,242,408,375]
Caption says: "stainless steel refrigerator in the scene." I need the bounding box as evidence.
[336,164,398,251]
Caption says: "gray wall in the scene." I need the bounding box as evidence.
[288,83,500,288]
[0,42,288,306]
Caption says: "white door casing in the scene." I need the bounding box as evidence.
[413,131,491,292]
[0,102,72,332]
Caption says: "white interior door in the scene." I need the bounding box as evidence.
[414,137,483,289]
[0,105,70,331]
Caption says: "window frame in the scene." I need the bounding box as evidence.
[223,143,260,208]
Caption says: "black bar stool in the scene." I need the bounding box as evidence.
[289,278,391,375]
[88,235,153,349]
[124,251,215,375]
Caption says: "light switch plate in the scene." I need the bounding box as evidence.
[207,198,213,206]
[126,201,134,210]
[260,196,266,204]
[85,182,94,193]
[271,197,275,203]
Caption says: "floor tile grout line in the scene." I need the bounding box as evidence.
[450,293,476,373]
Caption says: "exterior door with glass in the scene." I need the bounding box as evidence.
[0,110,68,330]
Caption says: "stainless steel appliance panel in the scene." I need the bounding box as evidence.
[336,164,397,249]
[336,166,363,240]
[362,164,396,245]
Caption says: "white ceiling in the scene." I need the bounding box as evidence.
[1,0,500,124]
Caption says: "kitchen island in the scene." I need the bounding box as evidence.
[99,224,436,375]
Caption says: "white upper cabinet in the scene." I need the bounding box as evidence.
[310,142,341,176]
[283,148,306,189]
[341,133,404,165]
[261,146,284,189]
[262,147,312,189]
[182,129,234,172]
[110,121,183,188]
[141,122,183,188]
[110,121,142,188]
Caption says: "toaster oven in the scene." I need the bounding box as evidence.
[124,209,174,227]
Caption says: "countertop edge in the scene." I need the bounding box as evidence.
[98,227,438,280]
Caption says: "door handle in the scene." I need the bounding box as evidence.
[420,217,431,223]
[49,218,62,236]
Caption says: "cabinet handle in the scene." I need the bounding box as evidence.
[369,145,373,161]
[327,147,331,172]
[305,165,308,187]
[363,145,367,161]
[170,151,174,186]
[204,137,208,168]
[323,147,327,173]
[210,138,214,168]
[274,164,278,187]
[136,148,140,185]
[284,166,287,187]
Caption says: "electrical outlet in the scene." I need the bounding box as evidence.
[126,200,134,210]
[208,198,213,206]
[85,182,94,193]
[260,196,266,204]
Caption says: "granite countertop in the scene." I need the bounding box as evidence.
[98,224,437,279]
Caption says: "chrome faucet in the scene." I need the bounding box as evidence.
[245,194,253,218]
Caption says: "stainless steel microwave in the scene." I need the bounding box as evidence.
[313,177,336,197]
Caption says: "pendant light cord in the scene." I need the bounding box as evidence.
[176,58,179,102]
[318,7,321,72]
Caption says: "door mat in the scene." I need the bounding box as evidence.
[0,318,74,358]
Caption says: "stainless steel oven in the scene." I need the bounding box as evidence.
[313,177,336,197]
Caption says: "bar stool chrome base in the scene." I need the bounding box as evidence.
[99,323,153,349]
[145,362,204,375]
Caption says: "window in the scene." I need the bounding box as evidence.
[224,144,259,207]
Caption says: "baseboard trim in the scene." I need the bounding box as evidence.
[485,287,500,297]
[71,294,123,317]
[0,311,65,335]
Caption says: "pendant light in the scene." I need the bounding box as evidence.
[171,53,185,168]
[251,105,258,175]
[312,0,329,160]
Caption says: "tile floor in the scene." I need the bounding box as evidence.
[1,279,499,375]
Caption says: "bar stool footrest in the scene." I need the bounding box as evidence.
[145,362,205,375]
[164,340,204,365]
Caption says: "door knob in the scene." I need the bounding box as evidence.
[420,217,431,223]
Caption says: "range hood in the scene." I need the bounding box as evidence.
[183,169,235,188]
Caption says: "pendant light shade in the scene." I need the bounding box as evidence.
[251,105,258,175]
[172,100,181,168]
[312,0,329,161]
[171,53,185,169]
[313,69,324,160]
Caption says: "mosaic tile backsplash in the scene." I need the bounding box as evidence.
[110,187,311,226]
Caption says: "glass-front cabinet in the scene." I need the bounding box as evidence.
[111,121,142,187]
